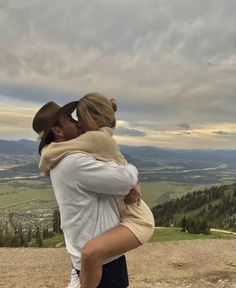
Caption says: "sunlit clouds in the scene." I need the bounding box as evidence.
[114,122,236,149]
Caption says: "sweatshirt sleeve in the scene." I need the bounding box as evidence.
[73,154,138,196]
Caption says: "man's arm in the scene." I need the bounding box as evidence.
[73,154,138,196]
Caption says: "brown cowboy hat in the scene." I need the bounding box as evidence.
[32,101,78,154]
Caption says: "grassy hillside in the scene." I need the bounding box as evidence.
[141,181,217,208]
[42,227,236,248]
[152,183,236,230]
[150,227,236,241]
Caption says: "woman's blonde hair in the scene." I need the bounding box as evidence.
[76,92,117,130]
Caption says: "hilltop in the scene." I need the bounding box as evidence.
[0,240,235,287]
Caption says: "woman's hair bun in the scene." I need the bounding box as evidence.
[110,98,117,112]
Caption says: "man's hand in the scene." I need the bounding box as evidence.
[124,183,141,206]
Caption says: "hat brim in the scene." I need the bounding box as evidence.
[39,101,78,154]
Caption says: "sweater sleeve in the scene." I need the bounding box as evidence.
[39,132,97,173]
[39,129,127,173]
[72,154,138,196]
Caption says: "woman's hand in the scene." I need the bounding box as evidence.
[124,183,141,206]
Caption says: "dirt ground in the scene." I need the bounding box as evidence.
[0,239,236,288]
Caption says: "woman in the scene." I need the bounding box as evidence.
[40,92,155,288]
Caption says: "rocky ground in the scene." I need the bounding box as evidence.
[0,239,236,287]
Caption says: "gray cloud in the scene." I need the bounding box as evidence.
[0,84,81,105]
[212,130,236,136]
[177,122,191,130]
[115,127,146,137]
[0,0,236,148]
[177,131,193,136]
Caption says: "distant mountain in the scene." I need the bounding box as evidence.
[0,139,236,184]
[120,145,236,166]
[1,138,236,163]
[0,139,38,155]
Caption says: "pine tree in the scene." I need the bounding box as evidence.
[27,227,32,243]
[34,226,43,247]
[53,209,62,234]
[181,215,187,232]
[43,227,50,239]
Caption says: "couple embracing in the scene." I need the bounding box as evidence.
[32,92,155,288]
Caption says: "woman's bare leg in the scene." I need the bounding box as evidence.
[79,224,140,288]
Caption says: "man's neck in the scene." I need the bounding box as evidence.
[54,136,65,143]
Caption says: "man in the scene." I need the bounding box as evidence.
[32,101,139,288]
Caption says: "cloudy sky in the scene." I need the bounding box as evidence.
[0,0,236,149]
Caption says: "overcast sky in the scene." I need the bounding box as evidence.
[0,0,236,149]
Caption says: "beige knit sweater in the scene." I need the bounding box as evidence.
[39,127,126,173]
[39,127,154,244]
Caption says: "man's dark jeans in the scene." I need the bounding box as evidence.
[76,255,129,288]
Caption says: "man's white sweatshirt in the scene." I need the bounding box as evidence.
[50,153,138,270]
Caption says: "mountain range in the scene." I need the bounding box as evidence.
[0,139,236,184]
[0,139,38,155]
[1,139,236,163]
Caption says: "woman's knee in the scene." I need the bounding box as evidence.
[81,241,104,263]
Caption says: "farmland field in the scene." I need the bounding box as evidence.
[0,177,226,230]
[0,178,221,214]
[0,178,229,213]
[141,181,222,208]
[0,178,56,229]
[0,178,55,211]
